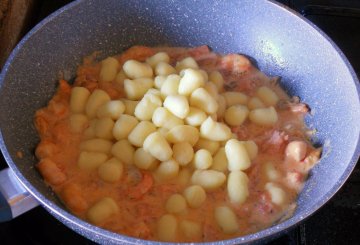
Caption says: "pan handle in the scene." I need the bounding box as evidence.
[0,168,39,222]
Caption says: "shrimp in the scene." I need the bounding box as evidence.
[35,139,58,159]
[34,114,50,136]
[217,54,251,77]
[128,172,154,199]
[37,158,66,185]
[61,183,88,213]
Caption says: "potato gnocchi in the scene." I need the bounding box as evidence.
[35,45,321,242]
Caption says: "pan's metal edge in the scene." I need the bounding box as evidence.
[0,0,359,244]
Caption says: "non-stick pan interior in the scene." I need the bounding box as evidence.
[0,0,359,244]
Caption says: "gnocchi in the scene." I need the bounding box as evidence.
[227,171,249,204]
[111,140,135,165]
[200,117,232,141]
[123,60,153,79]
[112,114,138,140]
[157,214,178,242]
[87,197,118,224]
[173,142,194,166]
[214,206,239,234]
[183,185,206,208]
[70,87,90,113]
[99,57,120,82]
[190,87,218,114]
[85,89,111,118]
[225,139,251,171]
[98,158,124,183]
[191,169,226,190]
[178,68,205,96]
[143,132,173,161]
[128,121,157,147]
[165,194,187,214]
[35,46,320,242]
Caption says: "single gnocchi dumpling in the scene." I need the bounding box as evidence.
[190,87,218,114]
[183,185,206,208]
[155,159,179,180]
[256,86,279,106]
[134,148,158,170]
[77,151,108,171]
[163,94,190,119]
[249,106,278,126]
[87,197,119,225]
[157,214,178,242]
[80,138,112,154]
[70,87,90,113]
[165,194,187,214]
[99,57,120,82]
[85,89,111,118]
[173,142,194,166]
[166,125,199,146]
[146,52,170,68]
[112,114,138,140]
[128,121,157,147]
[98,158,124,183]
[111,140,135,165]
[176,57,199,72]
[191,169,226,191]
[123,60,153,79]
[152,107,184,129]
[143,132,173,161]
[124,78,154,100]
[227,170,249,204]
[265,182,287,205]
[200,117,232,141]
[180,220,202,240]
[96,100,125,119]
[214,206,239,234]
[178,68,205,96]
[225,139,251,171]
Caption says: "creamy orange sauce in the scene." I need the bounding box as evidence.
[34,45,320,242]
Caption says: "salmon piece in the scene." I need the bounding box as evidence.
[48,100,68,118]
[187,45,211,59]
[58,79,72,95]
[217,54,251,76]
[74,60,100,89]
[285,171,304,191]
[34,114,50,136]
[128,172,154,199]
[52,121,71,144]
[35,139,58,159]
[37,158,66,185]
[261,130,289,154]
[61,183,88,213]
[118,46,156,64]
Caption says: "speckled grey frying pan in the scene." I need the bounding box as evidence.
[0,0,359,244]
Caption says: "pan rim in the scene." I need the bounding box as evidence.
[0,0,359,244]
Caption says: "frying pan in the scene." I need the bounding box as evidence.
[0,0,359,244]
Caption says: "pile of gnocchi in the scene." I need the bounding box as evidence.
[66,50,287,241]
[34,45,321,242]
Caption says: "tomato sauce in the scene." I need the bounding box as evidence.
[34,45,320,242]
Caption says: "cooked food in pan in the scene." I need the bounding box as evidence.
[34,45,321,242]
